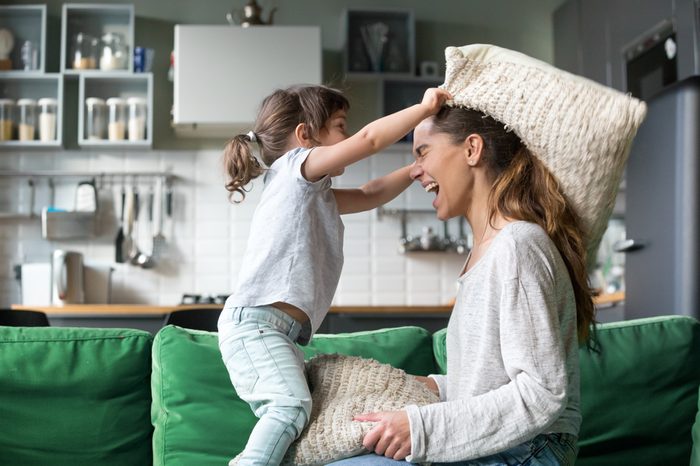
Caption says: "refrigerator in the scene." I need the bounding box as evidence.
[622,76,700,319]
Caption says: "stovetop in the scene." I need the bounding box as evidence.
[180,293,229,305]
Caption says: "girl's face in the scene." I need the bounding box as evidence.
[316,109,348,176]
[410,118,474,220]
[317,109,349,146]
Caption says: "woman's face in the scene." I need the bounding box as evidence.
[410,118,473,220]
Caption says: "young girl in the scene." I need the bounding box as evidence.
[217,84,451,466]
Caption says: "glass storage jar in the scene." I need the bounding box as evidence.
[107,97,127,141]
[85,97,106,140]
[127,97,147,141]
[0,98,14,141]
[17,98,37,141]
[38,97,58,142]
[100,32,128,71]
[72,32,99,70]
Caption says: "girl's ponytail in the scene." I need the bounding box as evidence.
[223,133,264,203]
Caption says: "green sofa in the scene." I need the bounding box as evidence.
[1,316,699,466]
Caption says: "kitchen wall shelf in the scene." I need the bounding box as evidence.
[78,72,152,148]
[0,73,63,147]
[377,207,472,255]
[342,8,415,77]
[60,3,134,75]
[0,4,46,74]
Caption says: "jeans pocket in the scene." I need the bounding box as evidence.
[221,337,260,397]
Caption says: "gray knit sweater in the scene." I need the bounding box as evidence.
[405,221,581,463]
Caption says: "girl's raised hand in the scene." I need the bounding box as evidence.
[421,88,452,115]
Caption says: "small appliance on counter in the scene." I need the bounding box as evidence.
[18,250,113,306]
[180,293,229,305]
[51,250,84,305]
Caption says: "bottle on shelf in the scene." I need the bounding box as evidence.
[107,97,127,140]
[127,96,147,141]
[0,98,15,141]
[17,98,37,141]
[38,98,58,142]
[85,97,106,140]
[72,32,99,70]
[100,32,128,71]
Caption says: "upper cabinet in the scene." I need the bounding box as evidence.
[0,3,152,149]
[0,4,46,74]
[60,3,134,75]
[342,9,415,78]
[172,25,321,137]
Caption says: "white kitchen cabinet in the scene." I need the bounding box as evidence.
[173,25,321,137]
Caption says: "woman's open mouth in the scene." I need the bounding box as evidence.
[424,181,439,194]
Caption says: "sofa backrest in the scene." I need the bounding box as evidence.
[0,326,153,466]
[151,325,435,466]
[434,315,700,466]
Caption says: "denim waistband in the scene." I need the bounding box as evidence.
[225,305,303,342]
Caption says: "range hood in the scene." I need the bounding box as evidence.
[173,25,322,137]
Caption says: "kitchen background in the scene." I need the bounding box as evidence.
[0,0,627,309]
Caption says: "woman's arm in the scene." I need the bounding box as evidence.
[333,165,412,215]
[302,88,450,181]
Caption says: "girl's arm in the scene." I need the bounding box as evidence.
[333,164,413,215]
[302,88,450,181]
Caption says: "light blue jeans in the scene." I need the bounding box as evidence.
[327,433,578,466]
[218,305,311,466]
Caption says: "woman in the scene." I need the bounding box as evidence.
[329,44,645,466]
[331,106,590,466]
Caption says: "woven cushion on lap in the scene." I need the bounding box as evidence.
[232,354,439,466]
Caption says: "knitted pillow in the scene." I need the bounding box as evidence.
[441,44,647,267]
[231,354,438,466]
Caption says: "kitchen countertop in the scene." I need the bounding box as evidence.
[10,292,624,315]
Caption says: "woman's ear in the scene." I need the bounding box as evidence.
[464,134,484,166]
[294,123,313,148]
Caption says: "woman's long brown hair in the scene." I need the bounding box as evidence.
[432,106,595,343]
[223,85,349,202]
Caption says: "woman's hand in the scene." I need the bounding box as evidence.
[354,410,412,460]
[414,375,440,397]
[421,88,452,115]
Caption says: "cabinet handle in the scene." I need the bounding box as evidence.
[613,238,645,253]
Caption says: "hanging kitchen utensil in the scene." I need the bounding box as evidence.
[147,178,167,266]
[120,186,135,263]
[128,187,143,264]
[114,187,126,263]
[135,186,156,268]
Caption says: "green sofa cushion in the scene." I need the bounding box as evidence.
[301,326,436,376]
[151,325,435,466]
[0,326,153,466]
[433,316,700,465]
[577,316,700,466]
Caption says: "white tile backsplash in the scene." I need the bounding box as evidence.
[0,149,467,307]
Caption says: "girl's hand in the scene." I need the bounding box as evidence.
[414,375,439,397]
[354,411,412,460]
[421,88,452,115]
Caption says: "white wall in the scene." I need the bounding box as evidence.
[0,147,469,307]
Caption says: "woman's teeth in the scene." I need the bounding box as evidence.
[425,182,439,193]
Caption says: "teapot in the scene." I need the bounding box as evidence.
[227,0,277,27]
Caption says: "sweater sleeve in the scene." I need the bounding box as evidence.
[428,374,448,401]
[405,277,569,463]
